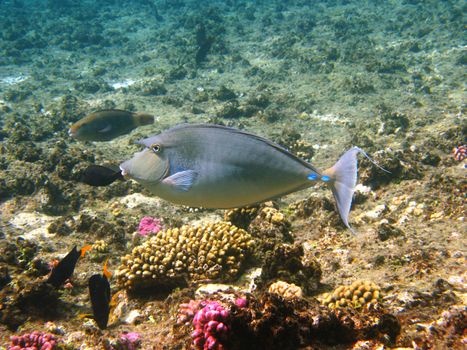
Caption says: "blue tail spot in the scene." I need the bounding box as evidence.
[307,173,318,181]
[321,175,331,182]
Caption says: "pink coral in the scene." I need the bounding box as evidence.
[113,332,141,350]
[191,301,230,350]
[8,331,58,350]
[137,216,162,236]
[234,297,248,308]
[177,299,202,325]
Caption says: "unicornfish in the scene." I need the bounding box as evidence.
[117,124,380,230]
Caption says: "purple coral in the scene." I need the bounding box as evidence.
[191,301,230,350]
[113,332,141,350]
[235,297,248,308]
[8,331,57,350]
[137,216,162,236]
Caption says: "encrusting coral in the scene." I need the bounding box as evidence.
[321,280,382,309]
[116,222,254,292]
[268,281,303,299]
[8,331,58,350]
[111,332,142,350]
[257,244,322,295]
[137,216,163,236]
[224,206,259,230]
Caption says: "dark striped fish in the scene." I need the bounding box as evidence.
[69,109,154,141]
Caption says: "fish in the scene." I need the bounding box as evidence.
[88,260,112,330]
[80,164,123,186]
[119,124,384,230]
[47,245,92,288]
[69,109,154,141]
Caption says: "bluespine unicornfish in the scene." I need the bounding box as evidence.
[47,245,92,288]
[88,260,112,330]
[69,109,154,142]
[117,124,385,230]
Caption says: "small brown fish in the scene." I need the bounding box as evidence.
[69,109,154,141]
[47,245,92,288]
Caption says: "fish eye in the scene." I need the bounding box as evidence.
[151,143,161,153]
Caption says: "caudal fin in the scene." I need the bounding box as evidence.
[323,147,362,232]
[134,112,155,126]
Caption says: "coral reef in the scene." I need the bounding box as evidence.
[0,280,61,330]
[268,281,303,299]
[0,238,38,269]
[0,0,465,348]
[273,128,315,162]
[8,331,58,350]
[116,222,254,292]
[321,281,382,309]
[191,300,231,350]
[111,332,142,350]
[248,205,294,251]
[177,300,202,326]
[257,244,321,295]
[92,240,109,253]
[223,206,259,230]
[228,293,400,350]
[137,216,163,236]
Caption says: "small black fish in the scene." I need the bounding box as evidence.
[89,260,112,330]
[80,165,123,187]
[47,245,92,288]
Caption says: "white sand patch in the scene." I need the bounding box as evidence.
[9,212,55,240]
[308,111,348,124]
[118,193,164,209]
[0,74,28,85]
[109,79,136,89]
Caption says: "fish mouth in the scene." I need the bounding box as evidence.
[119,149,169,183]
[68,128,76,138]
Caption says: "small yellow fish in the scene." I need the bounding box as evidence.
[69,109,154,141]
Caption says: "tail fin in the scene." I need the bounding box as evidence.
[323,147,362,232]
[134,112,155,126]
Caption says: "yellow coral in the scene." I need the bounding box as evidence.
[321,280,382,309]
[259,207,286,224]
[92,240,108,253]
[268,281,303,299]
[116,221,254,291]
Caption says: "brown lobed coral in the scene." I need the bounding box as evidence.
[116,221,255,292]
[321,280,382,309]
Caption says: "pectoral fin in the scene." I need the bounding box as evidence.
[162,170,198,191]
[98,124,112,133]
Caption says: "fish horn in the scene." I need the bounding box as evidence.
[322,147,362,232]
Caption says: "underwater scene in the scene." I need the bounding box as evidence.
[0,0,465,349]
